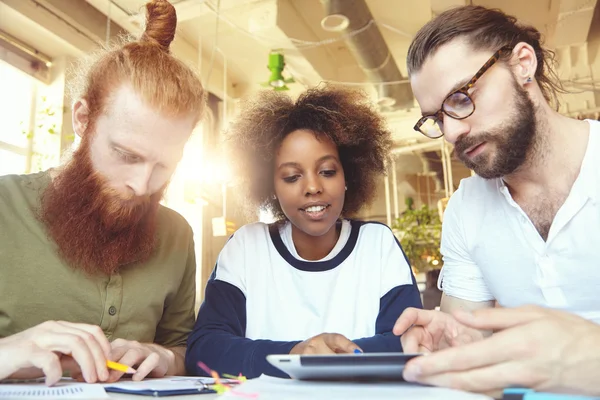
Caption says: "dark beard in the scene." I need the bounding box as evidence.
[39,140,163,275]
[454,80,537,179]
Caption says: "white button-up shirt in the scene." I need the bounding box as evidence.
[439,120,600,322]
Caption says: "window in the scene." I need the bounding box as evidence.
[0,60,36,176]
[0,148,26,176]
[162,124,205,311]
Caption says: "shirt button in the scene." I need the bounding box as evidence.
[108,306,117,316]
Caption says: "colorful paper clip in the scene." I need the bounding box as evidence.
[197,361,257,398]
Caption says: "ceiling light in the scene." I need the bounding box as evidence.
[263,51,294,91]
[321,14,350,32]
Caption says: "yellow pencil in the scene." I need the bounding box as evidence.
[106,360,136,374]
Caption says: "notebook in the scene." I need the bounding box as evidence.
[102,377,227,397]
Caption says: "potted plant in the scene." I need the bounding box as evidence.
[392,198,442,273]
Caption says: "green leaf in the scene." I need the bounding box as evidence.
[393,204,442,274]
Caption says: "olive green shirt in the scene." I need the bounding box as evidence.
[0,171,196,348]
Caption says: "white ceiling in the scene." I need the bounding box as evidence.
[2,0,600,149]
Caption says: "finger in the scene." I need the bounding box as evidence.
[401,327,431,354]
[106,342,133,381]
[38,332,99,383]
[411,360,541,393]
[109,343,131,362]
[326,334,361,354]
[393,308,436,336]
[315,345,336,354]
[38,323,108,382]
[304,336,337,355]
[453,306,545,331]
[303,340,335,355]
[131,352,163,381]
[403,328,530,379]
[107,348,145,383]
[55,322,111,358]
[28,350,62,386]
[55,322,109,381]
[107,370,125,382]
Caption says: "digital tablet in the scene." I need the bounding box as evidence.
[266,352,421,381]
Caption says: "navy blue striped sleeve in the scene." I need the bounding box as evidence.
[185,277,301,379]
[352,283,422,352]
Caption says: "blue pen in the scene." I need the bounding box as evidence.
[503,388,600,400]
[354,349,363,354]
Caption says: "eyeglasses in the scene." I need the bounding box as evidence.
[414,46,513,139]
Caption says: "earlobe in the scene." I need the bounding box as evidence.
[72,99,90,138]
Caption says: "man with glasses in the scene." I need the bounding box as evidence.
[393,5,600,394]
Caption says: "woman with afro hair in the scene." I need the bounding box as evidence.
[185,86,422,378]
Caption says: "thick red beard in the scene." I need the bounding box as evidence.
[40,142,163,276]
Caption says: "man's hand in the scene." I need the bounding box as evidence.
[103,339,177,382]
[393,307,484,353]
[401,306,600,396]
[0,321,111,386]
[290,333,362,355]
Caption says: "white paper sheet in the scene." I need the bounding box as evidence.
[0,381,108,399]
[221,375,494,400]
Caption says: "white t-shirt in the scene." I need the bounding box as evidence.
[439,119,600,323]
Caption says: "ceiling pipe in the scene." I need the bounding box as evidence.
[321,0,413,110]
